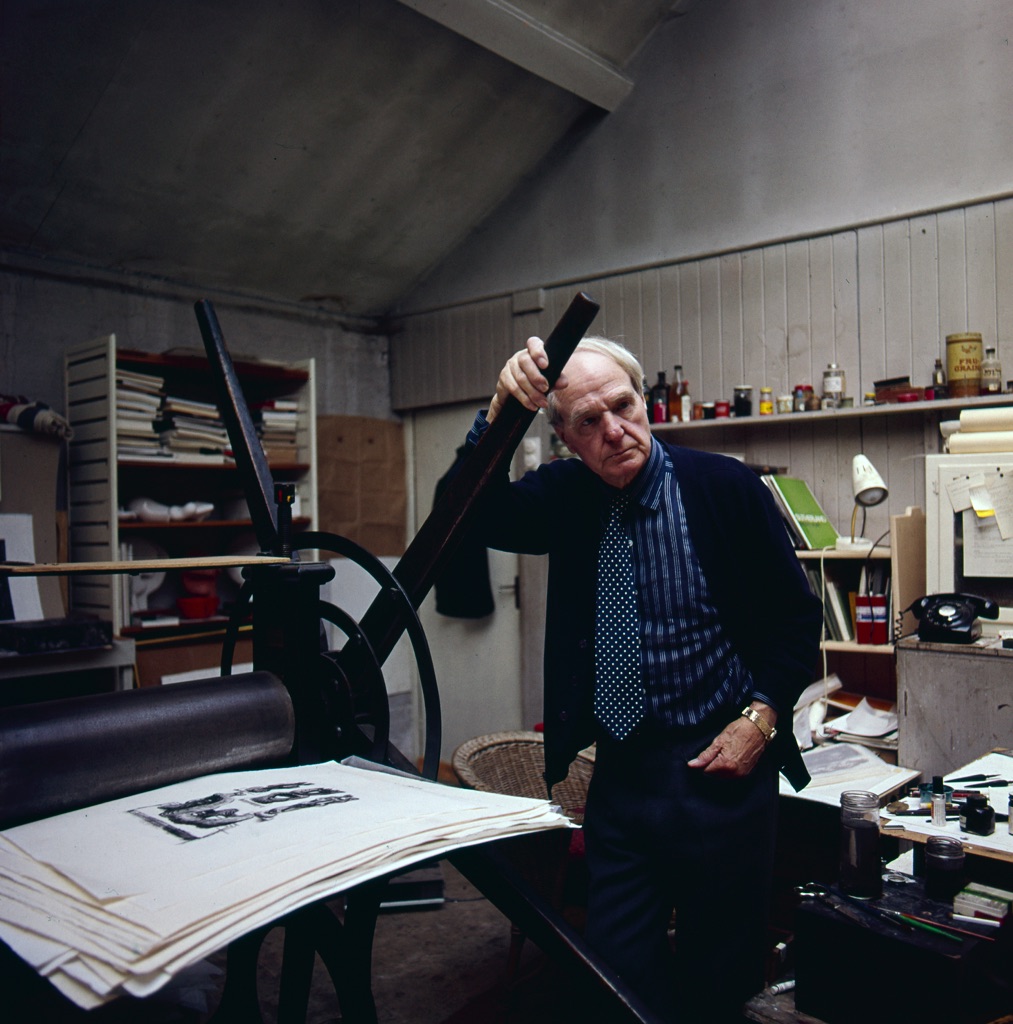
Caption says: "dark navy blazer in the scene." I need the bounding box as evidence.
[465,436,823,795]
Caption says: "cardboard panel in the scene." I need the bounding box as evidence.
[316,415,406,556]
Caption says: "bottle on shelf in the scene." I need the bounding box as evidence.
[981,346,1002,394]
[650,371,670,424]
[668,365,691,422]
[931,357,948,400]
[822,363,846,408]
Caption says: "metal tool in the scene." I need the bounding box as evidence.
[795,882,870,927]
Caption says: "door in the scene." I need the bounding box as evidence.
[408,404,524,764]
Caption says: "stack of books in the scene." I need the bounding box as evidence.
[115,368,166,460]
[801,565,854,642]
[156,396,232,463]
[252,399,299,463]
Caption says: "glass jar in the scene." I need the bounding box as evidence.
[981,346,1002,395]
[960,792,995,836]
[733,385,752,417]
[924,836,965,901]
[839,791,882,899]
[822,363,846,407]
[759,387,774,415]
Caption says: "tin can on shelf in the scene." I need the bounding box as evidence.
[714,400,730,419]
[946,332,983,397]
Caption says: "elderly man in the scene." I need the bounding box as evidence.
[460,335,821,1022]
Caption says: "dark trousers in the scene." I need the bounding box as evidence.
[582,723,779,1023]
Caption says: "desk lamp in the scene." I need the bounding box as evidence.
[835,454,888,551]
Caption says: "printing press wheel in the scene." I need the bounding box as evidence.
[218,531,442,782]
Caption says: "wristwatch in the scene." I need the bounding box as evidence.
[740,706,777,743]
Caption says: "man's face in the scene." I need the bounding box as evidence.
[555,351,652,489]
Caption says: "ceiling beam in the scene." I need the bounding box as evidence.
[396,0,634,111]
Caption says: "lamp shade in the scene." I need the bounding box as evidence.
[852,454,888,506]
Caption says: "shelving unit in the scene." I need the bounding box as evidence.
[64,335,318,641]
[797,547,894,656]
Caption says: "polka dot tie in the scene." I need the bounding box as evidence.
[594,492,644,740]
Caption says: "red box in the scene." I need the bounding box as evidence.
[855,594,888,644]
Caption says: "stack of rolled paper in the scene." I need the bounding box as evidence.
[943,406,1013,453]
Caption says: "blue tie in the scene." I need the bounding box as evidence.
[594,493,644,739]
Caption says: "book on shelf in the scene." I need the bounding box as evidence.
[116,416,159,435]
[761,474,839,550]
[162,396,221,418]
[802,565,855,642]
[116,368,164,394]
[824,578,854,642]
[251,398,299,412]
[116,391,162,413]
[255,408,298,424]
[133,611,181,629]
[117,444,168,458]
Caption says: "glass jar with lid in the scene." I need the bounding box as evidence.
[822,363,846,407]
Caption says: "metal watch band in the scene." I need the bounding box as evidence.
[740,706,777,743]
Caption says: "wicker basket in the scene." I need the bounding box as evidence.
[452,730,595,825]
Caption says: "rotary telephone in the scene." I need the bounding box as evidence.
[911,592,999,644]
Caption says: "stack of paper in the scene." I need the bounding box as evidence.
[155,396,231,462]
[115,368,165,460]
[824,697,898,750]
[251,399,299,463]
[0,761,569,1010]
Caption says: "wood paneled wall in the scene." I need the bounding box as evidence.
[391,196,1013,540]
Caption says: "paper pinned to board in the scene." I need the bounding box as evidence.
[969,481,996,518]
[945,472,982,514]
[984,471,1013,540]
[964,508,1013,575]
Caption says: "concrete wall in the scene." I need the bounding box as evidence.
[0,266,390,419]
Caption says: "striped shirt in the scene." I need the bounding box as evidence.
[620,437,764,727]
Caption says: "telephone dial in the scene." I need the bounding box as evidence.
[911,592,999,644]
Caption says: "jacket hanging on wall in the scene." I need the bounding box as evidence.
[432,447,495,619]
